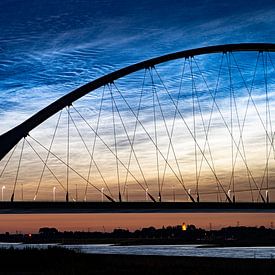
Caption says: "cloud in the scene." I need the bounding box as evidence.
[1,0,275,201]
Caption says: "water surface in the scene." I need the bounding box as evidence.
[1,243,275,259]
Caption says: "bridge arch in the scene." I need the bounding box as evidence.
[1,43,275,161]
[1,43,275,203]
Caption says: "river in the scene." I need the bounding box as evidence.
[0,243,275,259]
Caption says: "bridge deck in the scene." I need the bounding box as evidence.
[0,202,274,214]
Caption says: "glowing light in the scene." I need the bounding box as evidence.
[182,222,187,231]
[101,187,104,202]
[53,186,56,202]
[1,186,5,201]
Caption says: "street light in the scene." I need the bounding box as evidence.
[188,189,191,201]
[227,189,231,201]
[1,186,5,201]
[101,187,104,202]
[21,183,23,201]
[266,190,269,203]
[53,186,56,202]
[125,184,129,202]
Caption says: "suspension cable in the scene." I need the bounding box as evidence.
[72,106,156,202]
[226,53,235,202]
[84,86,106,201]
[108,84,153,199]
[160,59,186,196]
[231,52,266,202]
[150,68,194,202]
[122,69,147,197]
[11,138,25,202]
[192,53,264,202]
[109,85,122,201]
[191,58,220,202]
[113,82,196,202]
[66,106,70,202]
[226,53,254,202]
[154,66,232,202]
[28,134,115,202]
[150,69,161,202]
[67,108,114,199]
[0,143,18,178]
[190,59,199,201]
[33,110,63,200]
[193,56,224,202]
[25,138,68,195]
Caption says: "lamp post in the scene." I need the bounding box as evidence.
[266,190,269,203]
[145,188,148,201]
[125,184,129,202]
[53,186,56,202]
[101,187,104,202]
[1,186,5,201]
[188,189,191,201]
[227,189,231,201]
[21,183,23,201]
[172,185,175,202]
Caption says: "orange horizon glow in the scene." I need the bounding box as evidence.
[0,213,274,234]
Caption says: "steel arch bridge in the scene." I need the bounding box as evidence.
[1,43,275,213]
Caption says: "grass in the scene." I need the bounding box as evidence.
[0,247,274,274]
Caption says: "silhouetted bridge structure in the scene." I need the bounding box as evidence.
[0,202,275,214]
[1,43,275,212]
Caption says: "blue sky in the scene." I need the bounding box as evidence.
[1,0,275,125]
[0,0,275,201]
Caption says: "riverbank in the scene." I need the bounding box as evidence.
[3,225,275,248]
[0,247,275,274]
[5,238,275,247]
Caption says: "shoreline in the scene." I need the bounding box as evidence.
[0,247,275,274]
[2,239,275,248]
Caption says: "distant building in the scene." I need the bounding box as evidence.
[182,223,187,231]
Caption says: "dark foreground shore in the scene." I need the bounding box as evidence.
[0,247,275,275]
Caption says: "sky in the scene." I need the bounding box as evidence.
[1,213,275,234]
[0,0,275,231]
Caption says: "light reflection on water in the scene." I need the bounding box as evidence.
[1,243,275,259]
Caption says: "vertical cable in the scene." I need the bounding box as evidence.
[84,86,106,201]
[190,59,199,202]
[193,56,225,202]
[0,144,18,179]
[29,134,115,202]
[34,110,63,200]
[11,138,25,202]
[150,68,195,202]
[110,85,121,202]
[111,83,155,200]
[227,53,235,202]
[25,138,67,194]
[263,52,270,202]
[160,59,186,196]
[229,53,252,202]
[66,106,70,202]
[193,57,220,202]
[151,68,161,202]
[73,106,153,201]
[69,107,114,198]
[122,69,147,198]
